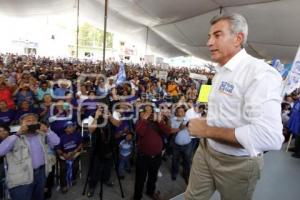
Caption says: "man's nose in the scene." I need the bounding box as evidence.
[207,37,214,47]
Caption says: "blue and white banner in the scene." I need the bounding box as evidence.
[282,46,300,95]
[271,58,292,79]
[116,62,126,85]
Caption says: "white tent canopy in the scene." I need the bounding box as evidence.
[0,0,299,62]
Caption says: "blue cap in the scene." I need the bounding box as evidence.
[63,121,76,129]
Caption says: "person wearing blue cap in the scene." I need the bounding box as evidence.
[56,121,82,193]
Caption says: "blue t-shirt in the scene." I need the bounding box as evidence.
[82,99,98,118]
[288,100,300,135]
[119,139,133,157]
[53,88,69,98]
[58,131,82,153]
[0,110,15,126]
[171,117,191,145]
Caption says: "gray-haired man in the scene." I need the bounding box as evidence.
[185,13,283,200]
[0,113,60,200]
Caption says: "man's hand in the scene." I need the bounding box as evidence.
[141,112,151,120]
[69,151,76,159]
[106,111,112,118]
[56,108,64,115]
[188,118,209,138]
[18,125,28,135]
[95,108,102,119]
[188,118,242,147]
[38,124,48,134]
[156,112,162,123]
[179,123,186,131]
[63,153,71,160]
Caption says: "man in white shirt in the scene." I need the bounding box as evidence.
[185,13,284,200]
[185,103,206,153]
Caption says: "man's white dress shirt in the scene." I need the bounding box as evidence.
[207,49,284,157]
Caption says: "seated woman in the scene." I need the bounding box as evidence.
[56,121,82,193]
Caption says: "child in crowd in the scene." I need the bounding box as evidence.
[118,133,133,179]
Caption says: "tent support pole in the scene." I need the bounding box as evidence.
[76,0,80,61]
[102,0,108,71]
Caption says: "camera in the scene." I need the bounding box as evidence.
[27,123,41,133]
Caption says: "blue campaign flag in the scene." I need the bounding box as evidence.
[282,63,293,79]
[116,63,126,85]
[271,58,290,78]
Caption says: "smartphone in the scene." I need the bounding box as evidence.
[27,123,41,133]
[154,108,160,113]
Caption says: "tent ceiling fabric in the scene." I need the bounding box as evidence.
[0,0,299,62]
[0,0,75,16]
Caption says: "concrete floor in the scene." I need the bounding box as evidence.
[172,143,300,200]
[52,143,300,200]
[52,151,187,200]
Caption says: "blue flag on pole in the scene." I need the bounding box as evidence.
[116,63,126,85]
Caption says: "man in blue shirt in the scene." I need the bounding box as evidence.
[170,106,192,183]
[56,121,82,193]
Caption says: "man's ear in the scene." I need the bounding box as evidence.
[234,32,244,47]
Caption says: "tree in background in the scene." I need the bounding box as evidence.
[79,22,113,48]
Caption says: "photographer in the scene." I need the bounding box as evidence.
[86,107,116,197]
[0,113,60,200]
[133,105,173,200]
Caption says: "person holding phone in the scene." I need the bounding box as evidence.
[133,105,173,200]
[170,106,192,184]
[86,106,117,197]
[0,113,60,200]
